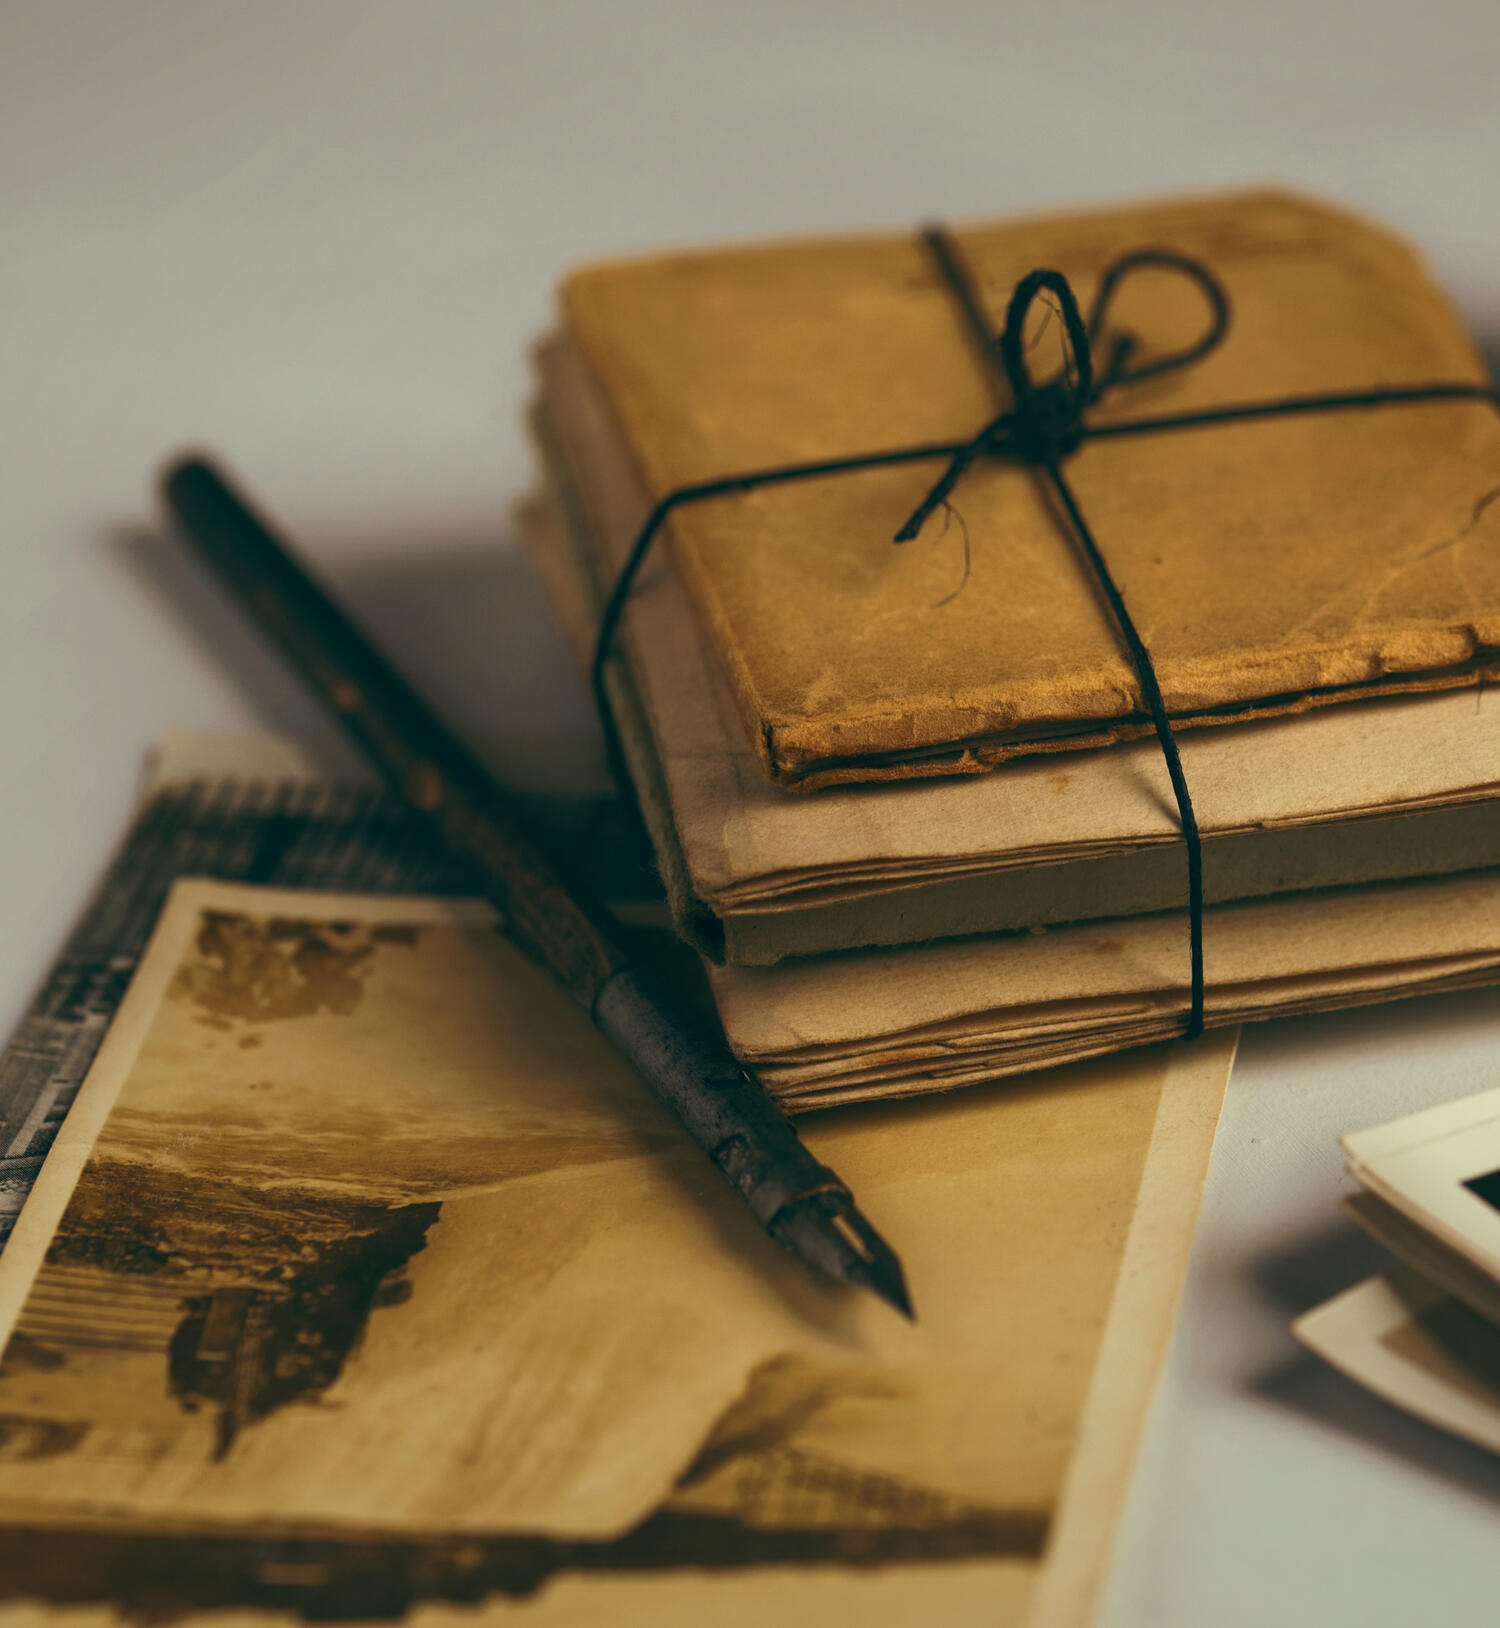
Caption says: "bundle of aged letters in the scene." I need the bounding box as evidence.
[1296,1089,1500,1459]
[525,185,1500,1100]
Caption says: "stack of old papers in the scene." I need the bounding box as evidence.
[0,839,1238,1625]
[524,486,1500,967]
[1295,1089,1500,1457]
[525,185,1500,1098]
[704,873,1500,1108]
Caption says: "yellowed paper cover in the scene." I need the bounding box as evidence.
[560,187,1500,788]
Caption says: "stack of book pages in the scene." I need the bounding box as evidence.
[1296,1089,1500,1456]
[525,185,1500,1106]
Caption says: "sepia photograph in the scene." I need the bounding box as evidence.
[0,875,1229,1620]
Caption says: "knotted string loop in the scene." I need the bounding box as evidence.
[897,244,1231,539]
[1085,248,1230,392]
[998,267,1093,463]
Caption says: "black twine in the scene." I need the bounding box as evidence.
[591,225,1500,1041]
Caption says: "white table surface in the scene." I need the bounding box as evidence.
[4,3,1500,1621]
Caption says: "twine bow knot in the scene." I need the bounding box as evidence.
[895,242,1230,542]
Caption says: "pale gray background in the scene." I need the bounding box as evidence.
[3,2,1499,1620]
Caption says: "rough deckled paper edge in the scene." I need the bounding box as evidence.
[1025,1027,1239,1628]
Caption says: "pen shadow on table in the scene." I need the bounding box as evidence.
[110,517,611,797]
[112,516,668,896]
[1248,1216,1500,1509]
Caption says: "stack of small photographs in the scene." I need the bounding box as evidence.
[524,184,1500,1106]
[1296,1089,1500,1453]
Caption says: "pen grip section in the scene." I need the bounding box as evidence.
[593,965,845,1227]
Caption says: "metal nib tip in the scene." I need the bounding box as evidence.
[771,1192,915,1319]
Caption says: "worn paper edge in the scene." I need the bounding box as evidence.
[1025,1028,1238,1628]
[1291,1272,1500,1456]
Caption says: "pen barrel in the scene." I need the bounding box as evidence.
[162,456,626,1003]
[593,965,846,1226]
[159,455,889,1295]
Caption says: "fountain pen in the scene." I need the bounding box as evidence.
[161,454,912,1318]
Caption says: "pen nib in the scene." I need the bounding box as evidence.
[771,1191,914,1319]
